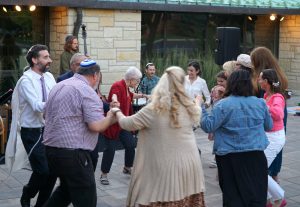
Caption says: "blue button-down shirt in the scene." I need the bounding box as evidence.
[139,75,160,95]
[201,95,273,155]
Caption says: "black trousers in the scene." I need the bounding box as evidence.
[20,127,56,207]
[101,130,136,174]
[45,146,96,207]
[216,151,268,207]
[90,139,100,171]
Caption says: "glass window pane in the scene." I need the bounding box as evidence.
[0,6,48,94]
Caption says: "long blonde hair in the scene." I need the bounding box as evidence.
[150,66,200,128]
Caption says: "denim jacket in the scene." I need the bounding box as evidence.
[201,95,273,155]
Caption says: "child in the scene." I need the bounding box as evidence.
[208,71,227,168]
[258,69,286,207]
[208,71,227,141]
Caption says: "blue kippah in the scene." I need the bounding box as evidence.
[80,59,96,67]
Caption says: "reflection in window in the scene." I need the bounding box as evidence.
[0,6,48,94]
[141,12,257,61]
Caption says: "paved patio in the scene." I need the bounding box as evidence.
[0,93,300,207]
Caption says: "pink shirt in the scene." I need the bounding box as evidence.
[264,93,285,132]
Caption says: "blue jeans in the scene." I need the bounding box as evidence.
[100,130,136,174]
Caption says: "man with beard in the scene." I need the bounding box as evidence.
[139,63,160,95]
[59,35,79,75]
[43,59,116,207]
[5,44,57,207]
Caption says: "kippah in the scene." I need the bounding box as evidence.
[80,59,96,67]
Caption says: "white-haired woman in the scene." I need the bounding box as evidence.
[111,66,206,207]
[100,66,146,185]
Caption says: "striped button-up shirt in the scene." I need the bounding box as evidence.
[43,73,104,150]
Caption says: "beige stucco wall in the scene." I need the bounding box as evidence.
[279,15,300,90]
[49,7,141,94]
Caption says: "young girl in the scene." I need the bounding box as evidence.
[208,71,227,141]
[258,69,286,207]
[208,71,227,168]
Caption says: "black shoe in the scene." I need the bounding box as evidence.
[20,196,30,207]
[20,186,31,207]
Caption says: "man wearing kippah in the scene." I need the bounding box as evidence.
[6,44,57,207]
[139,62,160,95]
[43,59,116,207]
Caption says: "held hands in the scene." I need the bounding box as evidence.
[194,95,203,106]
[110,107,121,115]
[110,94,120,108]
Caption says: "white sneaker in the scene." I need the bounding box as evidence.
[209,161,217,168]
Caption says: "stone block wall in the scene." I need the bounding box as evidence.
[279,15,300,90]
[49,8,141,94]
[49,7,70,77]
[255,15,278,53]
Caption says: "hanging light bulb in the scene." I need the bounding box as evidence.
[15,5,21,12]
[247,16,252,21]
[29,5,36,12]
[2,6,8,12]
[279,16,285,21]
[270,14,276,21]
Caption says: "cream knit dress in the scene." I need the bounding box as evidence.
[119,103,205,207]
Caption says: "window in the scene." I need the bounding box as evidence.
[0,6,49,94]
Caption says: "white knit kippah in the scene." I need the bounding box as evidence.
[80,59,96,67]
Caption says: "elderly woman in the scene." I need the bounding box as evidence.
[111,66,206,207]
[201,69,273,207]
[99,66,145,185]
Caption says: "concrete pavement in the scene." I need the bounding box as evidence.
[0,93,299,207]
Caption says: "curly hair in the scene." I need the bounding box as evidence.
[64,35,78,52]
[150,66,201,128]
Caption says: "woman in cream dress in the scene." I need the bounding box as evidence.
[111,66,206,207]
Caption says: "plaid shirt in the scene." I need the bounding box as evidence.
[139,75,160,95]
[43,74,105,150]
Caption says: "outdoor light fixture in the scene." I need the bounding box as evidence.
[15,5,21,12]
[29,5,36,12]
[279,16,285,21]
[270,14,276,21]
[247,15,257,22]
[2,6,8,12]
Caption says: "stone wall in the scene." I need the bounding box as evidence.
[49,8,141,94]
[255,15,278,53]
[279,15,300,90]
[254,15,300,90]
[49,7,70,77]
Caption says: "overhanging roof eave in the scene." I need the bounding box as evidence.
[1,0,300,15]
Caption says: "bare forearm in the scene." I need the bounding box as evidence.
[88,116,114,132]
